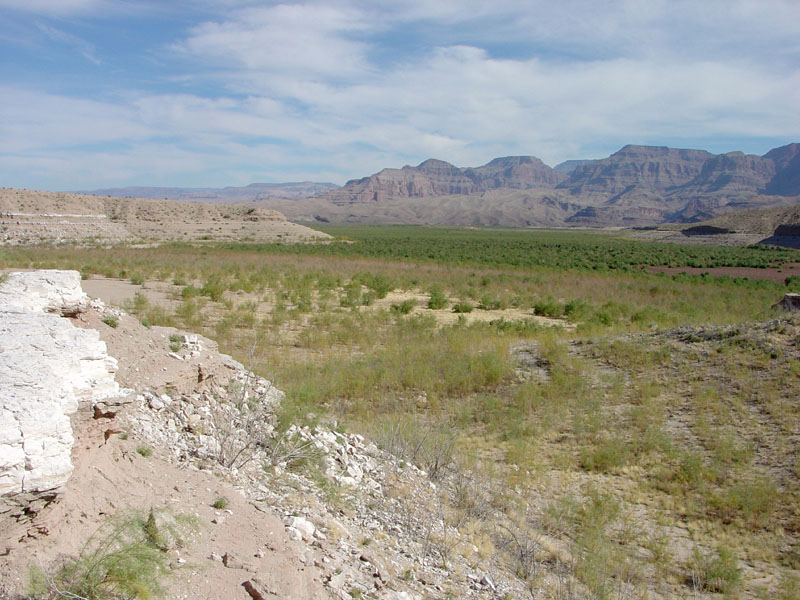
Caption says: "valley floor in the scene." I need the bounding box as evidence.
[2,229,800,599]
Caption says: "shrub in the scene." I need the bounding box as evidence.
[102,315,119,328]
[211,497,229,510]
[168,334,183,353]
[391,299,416,315]
[427,286,448,310]
[591,311,613,326]
[709,477,777,528]
[200,277,225,302]
[533,299,564,318]
[135,445,152,458]
[376,417,456,481]
[564,298,591,321]
[452,301,473,314]
[127,291,148,314]
[477,294,502,310]
[353,272,393,299]
[785,275,800,290]
[690,545,741,593]
[580,436,630,473]
[339,281,362,307]
[675,451,708,487]
[360,291,374,306]
[180,284,201,299]
[27,509,190,600]
[142,306,174,328]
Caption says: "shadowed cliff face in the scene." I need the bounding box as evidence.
[764,143,800,196]
[557,145,714,201]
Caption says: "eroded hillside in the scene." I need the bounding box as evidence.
[0,188,329,245]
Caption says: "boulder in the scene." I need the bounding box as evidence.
[773,293,800,311]
[0,270,124,512]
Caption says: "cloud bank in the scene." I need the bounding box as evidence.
[1,0,799,189]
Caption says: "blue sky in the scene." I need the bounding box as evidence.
[1,0,799,190]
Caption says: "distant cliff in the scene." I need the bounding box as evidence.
[305,142,800,227]
[324,156,565,205]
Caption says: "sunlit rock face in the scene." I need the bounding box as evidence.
[0,270,122,510]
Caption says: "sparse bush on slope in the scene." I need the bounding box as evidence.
[27,509,193,600]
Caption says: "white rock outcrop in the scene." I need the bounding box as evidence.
[0,270,124,508]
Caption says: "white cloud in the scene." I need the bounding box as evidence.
[0,0,105,16]
[35,23,100,64]
[175,3,371,80]
[0,87,151,153]
[2,0,799,189]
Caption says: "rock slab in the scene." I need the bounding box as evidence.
[0,270,123,509]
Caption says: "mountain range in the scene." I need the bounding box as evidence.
[84,143,800,228]
[84,181,338,203]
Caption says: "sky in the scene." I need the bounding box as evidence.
[1,0,799,190]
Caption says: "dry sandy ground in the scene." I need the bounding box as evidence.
[0,413,327,599]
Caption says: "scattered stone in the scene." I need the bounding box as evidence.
[289,516,315,541]
[93,405,117,420]
[242,577,278,599]
[222,552,244,569]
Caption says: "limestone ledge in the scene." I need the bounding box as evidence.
[0,270,125,508]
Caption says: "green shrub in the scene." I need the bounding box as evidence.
[135,445,152,458]
[580,436,630,473]
[564,298,591,321]
[142,306,174,328]
[591,311,613,326]
[391,299,416,315]
[427,286,448,310]
[675,451,708,487]
[200,277,225,302]
[27,510,189,600]
[339,280,363,307]
[690,545,741,593]
[211,497,229,510]
[709,477,777,528]
[534,299,564,318]
[180,285,201,299]
[360,291,375,306]
[102,316,119,329]
[353,272,393,299]
[127,291,149,314]
[452,301,473,313]
[477,294,502,310]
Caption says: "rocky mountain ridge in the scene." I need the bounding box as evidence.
[297,142,800,227]
[84,181,339,203]
[63,142,800,228]
[324,156,565,206]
